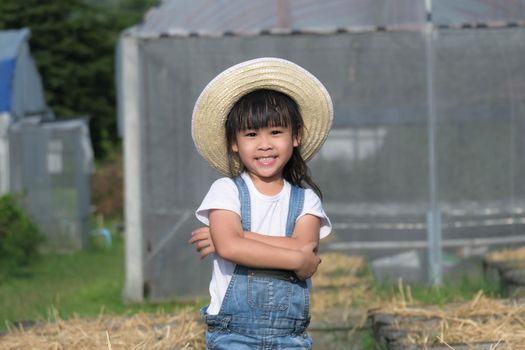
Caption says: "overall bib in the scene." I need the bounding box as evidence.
[203,176,312,350]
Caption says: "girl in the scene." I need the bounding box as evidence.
[190,57,333,349]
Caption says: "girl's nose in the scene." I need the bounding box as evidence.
[257,135,272,150]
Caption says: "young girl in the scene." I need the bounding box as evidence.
[190,57,333,349]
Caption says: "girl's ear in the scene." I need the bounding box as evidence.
[231,142,239,152]
[293,129,302,148]
[293,137,300,148]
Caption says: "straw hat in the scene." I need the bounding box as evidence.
[192,57,333,176]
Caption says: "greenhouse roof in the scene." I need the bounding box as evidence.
[0,29,30,114]
[0,28,29,60]
[135,0,426,36]
[133,0,525,37]
[0,28,48,118]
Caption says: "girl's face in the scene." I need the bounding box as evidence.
[232,125,300,184]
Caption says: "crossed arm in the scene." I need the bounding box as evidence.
[189,209,321,280]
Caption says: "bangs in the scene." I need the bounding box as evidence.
[227,89,299,132]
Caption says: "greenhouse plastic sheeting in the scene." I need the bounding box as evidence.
[122,23,525,299]
[433,0,525,25]
[9,119,92,251]
[0,28,49,120]
[138,0,426,35]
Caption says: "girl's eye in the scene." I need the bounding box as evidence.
[245,132,257,137]
[271,129,283,135]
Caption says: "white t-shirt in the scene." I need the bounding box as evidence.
[195,172,332,315]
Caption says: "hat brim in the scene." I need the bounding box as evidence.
[192,57,333,176]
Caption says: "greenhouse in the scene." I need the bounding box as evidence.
[118,0,525,301]
[0,28,93,251]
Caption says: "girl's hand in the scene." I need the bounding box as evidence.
[189,227,216,259]
[294,242,321,280]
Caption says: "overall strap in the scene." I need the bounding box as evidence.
[232,176,305,236]
[285,185,305,237]
[233,176,251,231]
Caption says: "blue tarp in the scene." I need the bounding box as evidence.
[0,58,16,113]
[0,28,48,119]
[0,29,27,115]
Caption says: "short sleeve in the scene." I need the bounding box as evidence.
[195,178,240,226]
[299,189,332,239]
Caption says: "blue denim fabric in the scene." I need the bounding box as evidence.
[203,176,311,349]
[205,327,312,350]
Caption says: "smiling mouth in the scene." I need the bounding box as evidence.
[256,156,277,165]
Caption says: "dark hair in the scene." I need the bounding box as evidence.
[225,89,322,199]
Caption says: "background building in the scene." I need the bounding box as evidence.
[0,28,93,251]
[118,0,525,301]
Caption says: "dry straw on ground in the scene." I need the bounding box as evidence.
[486,245,525,263]
[312,252,366,288]
[311,253,375,324]
[373,284,525,349]
[1,253,370,349]
[0,309,205,350]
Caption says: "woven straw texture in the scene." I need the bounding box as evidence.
[192,57,333,176]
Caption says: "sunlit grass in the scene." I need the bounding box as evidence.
[374,272,501,306]
[0,234,204,331]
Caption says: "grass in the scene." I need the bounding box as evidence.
[357,274,503,349]
[374,271,502,307]
[0,233,204,331]
[0,232,504,349]
[405,276,501,304]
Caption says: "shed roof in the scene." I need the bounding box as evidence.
[133,0,525,38]
[0,28,30,60]
[0,28,48,118]
[0,29,31,114]
[136,0,426,37]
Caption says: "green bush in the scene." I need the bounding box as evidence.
[0,195,44,280]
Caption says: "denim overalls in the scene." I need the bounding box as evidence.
[203,176,312,350]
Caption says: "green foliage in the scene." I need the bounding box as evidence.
[91,149,124,218]
[0,195,44,281]
[360,330,380,350]
[0,0,157,159]
[0,233,203,330]
[374,272,502,306]
[406,274,501,305]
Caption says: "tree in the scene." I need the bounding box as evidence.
[0,0,156,159]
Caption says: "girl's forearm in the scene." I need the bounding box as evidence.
[243,231,305,250]
[243,215,321,251]
[216,235,304,270]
